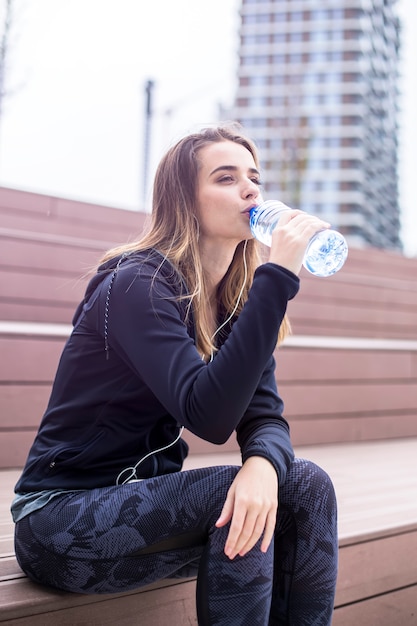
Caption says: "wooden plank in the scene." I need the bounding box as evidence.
[289,301,417,338]
[289,413,417,445]
[0,433,39,469]
[54,196,144,231]
[0,236,104,275]
[0,536,14,556]
[307,247,417,280]
[275,347,417,380]
[1,270,85,305]
[0,207,141,241]
[281,381,417,416]
[0,337,65,381]
[0,577,196,625]
[336,529,417,606]
[0,386,51,427]
[0,557,24,581]
[0,303,75,324]
[298,267,417,304]
[0,187,145,241]
[293,439,417,541]
[0,188,55,215]
[0,207,144,244]
[288,263,417,339]
[290,319,417,339]
[333,585,417,626]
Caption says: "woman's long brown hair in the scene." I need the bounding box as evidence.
[100,124,291,356]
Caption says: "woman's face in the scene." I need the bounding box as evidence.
[195,140,262,249]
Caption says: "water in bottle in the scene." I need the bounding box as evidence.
[250,200,348,277]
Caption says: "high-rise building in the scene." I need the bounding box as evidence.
[232,0,401,250]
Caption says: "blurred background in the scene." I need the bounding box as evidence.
[0,0,415,255]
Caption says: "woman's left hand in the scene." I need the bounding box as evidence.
[215,456,278,559]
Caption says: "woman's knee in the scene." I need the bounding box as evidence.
[282,458,337,517]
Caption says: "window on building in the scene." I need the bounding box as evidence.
[344,50,361,61]
[310,30,328,42]
[251,55,269,65]
[242,34,270,45]
[248,75,269,86]
[274,12,286,23]
[310,9,329,21]
[345,8,362,18]
[344,29,362,40]
[270,138,283,150]
[324,72,341,83]
[309,51,327,62]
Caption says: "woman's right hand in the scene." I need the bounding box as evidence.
[267,210,331,276]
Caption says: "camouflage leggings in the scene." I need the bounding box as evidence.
[14,458,338,625]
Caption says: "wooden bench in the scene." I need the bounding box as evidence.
[2,439,417,624]
[2,186,417,465]
[1,186,417,622]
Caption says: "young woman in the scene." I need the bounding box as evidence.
[12,124,338,625]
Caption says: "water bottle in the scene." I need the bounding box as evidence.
[250,200,348,277]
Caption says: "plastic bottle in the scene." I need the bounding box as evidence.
[250,200,348,277]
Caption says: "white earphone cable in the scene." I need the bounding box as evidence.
[116,426,185,485]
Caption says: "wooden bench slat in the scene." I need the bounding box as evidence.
[336,528,417,606]
[288,413,417,446]
[0,576,196,625]
[0,537,14,555]
[333,584,417,626]
[0,270,85,304]
[289,304,417,339]
[283,382,417,415]
[0,210,143,244]
[275,347,417,380]
[0,303,74,324]
[0,338,65,381]
[0,187,144,239]
[0,556,25,580]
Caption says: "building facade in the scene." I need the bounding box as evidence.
[232,0,401,250]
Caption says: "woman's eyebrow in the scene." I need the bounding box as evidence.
[209,165,260,177]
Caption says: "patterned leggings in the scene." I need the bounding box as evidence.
[14,458,338,625]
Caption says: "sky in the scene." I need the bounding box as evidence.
[0,0,416,256]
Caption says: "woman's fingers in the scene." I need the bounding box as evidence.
[268,211,331,275]
[225,502,277,559]
[216,457,278,559]
[236,510,270,558]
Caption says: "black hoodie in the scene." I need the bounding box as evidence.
[15,249,299,493]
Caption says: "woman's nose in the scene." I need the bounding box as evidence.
[243,180,260,199]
